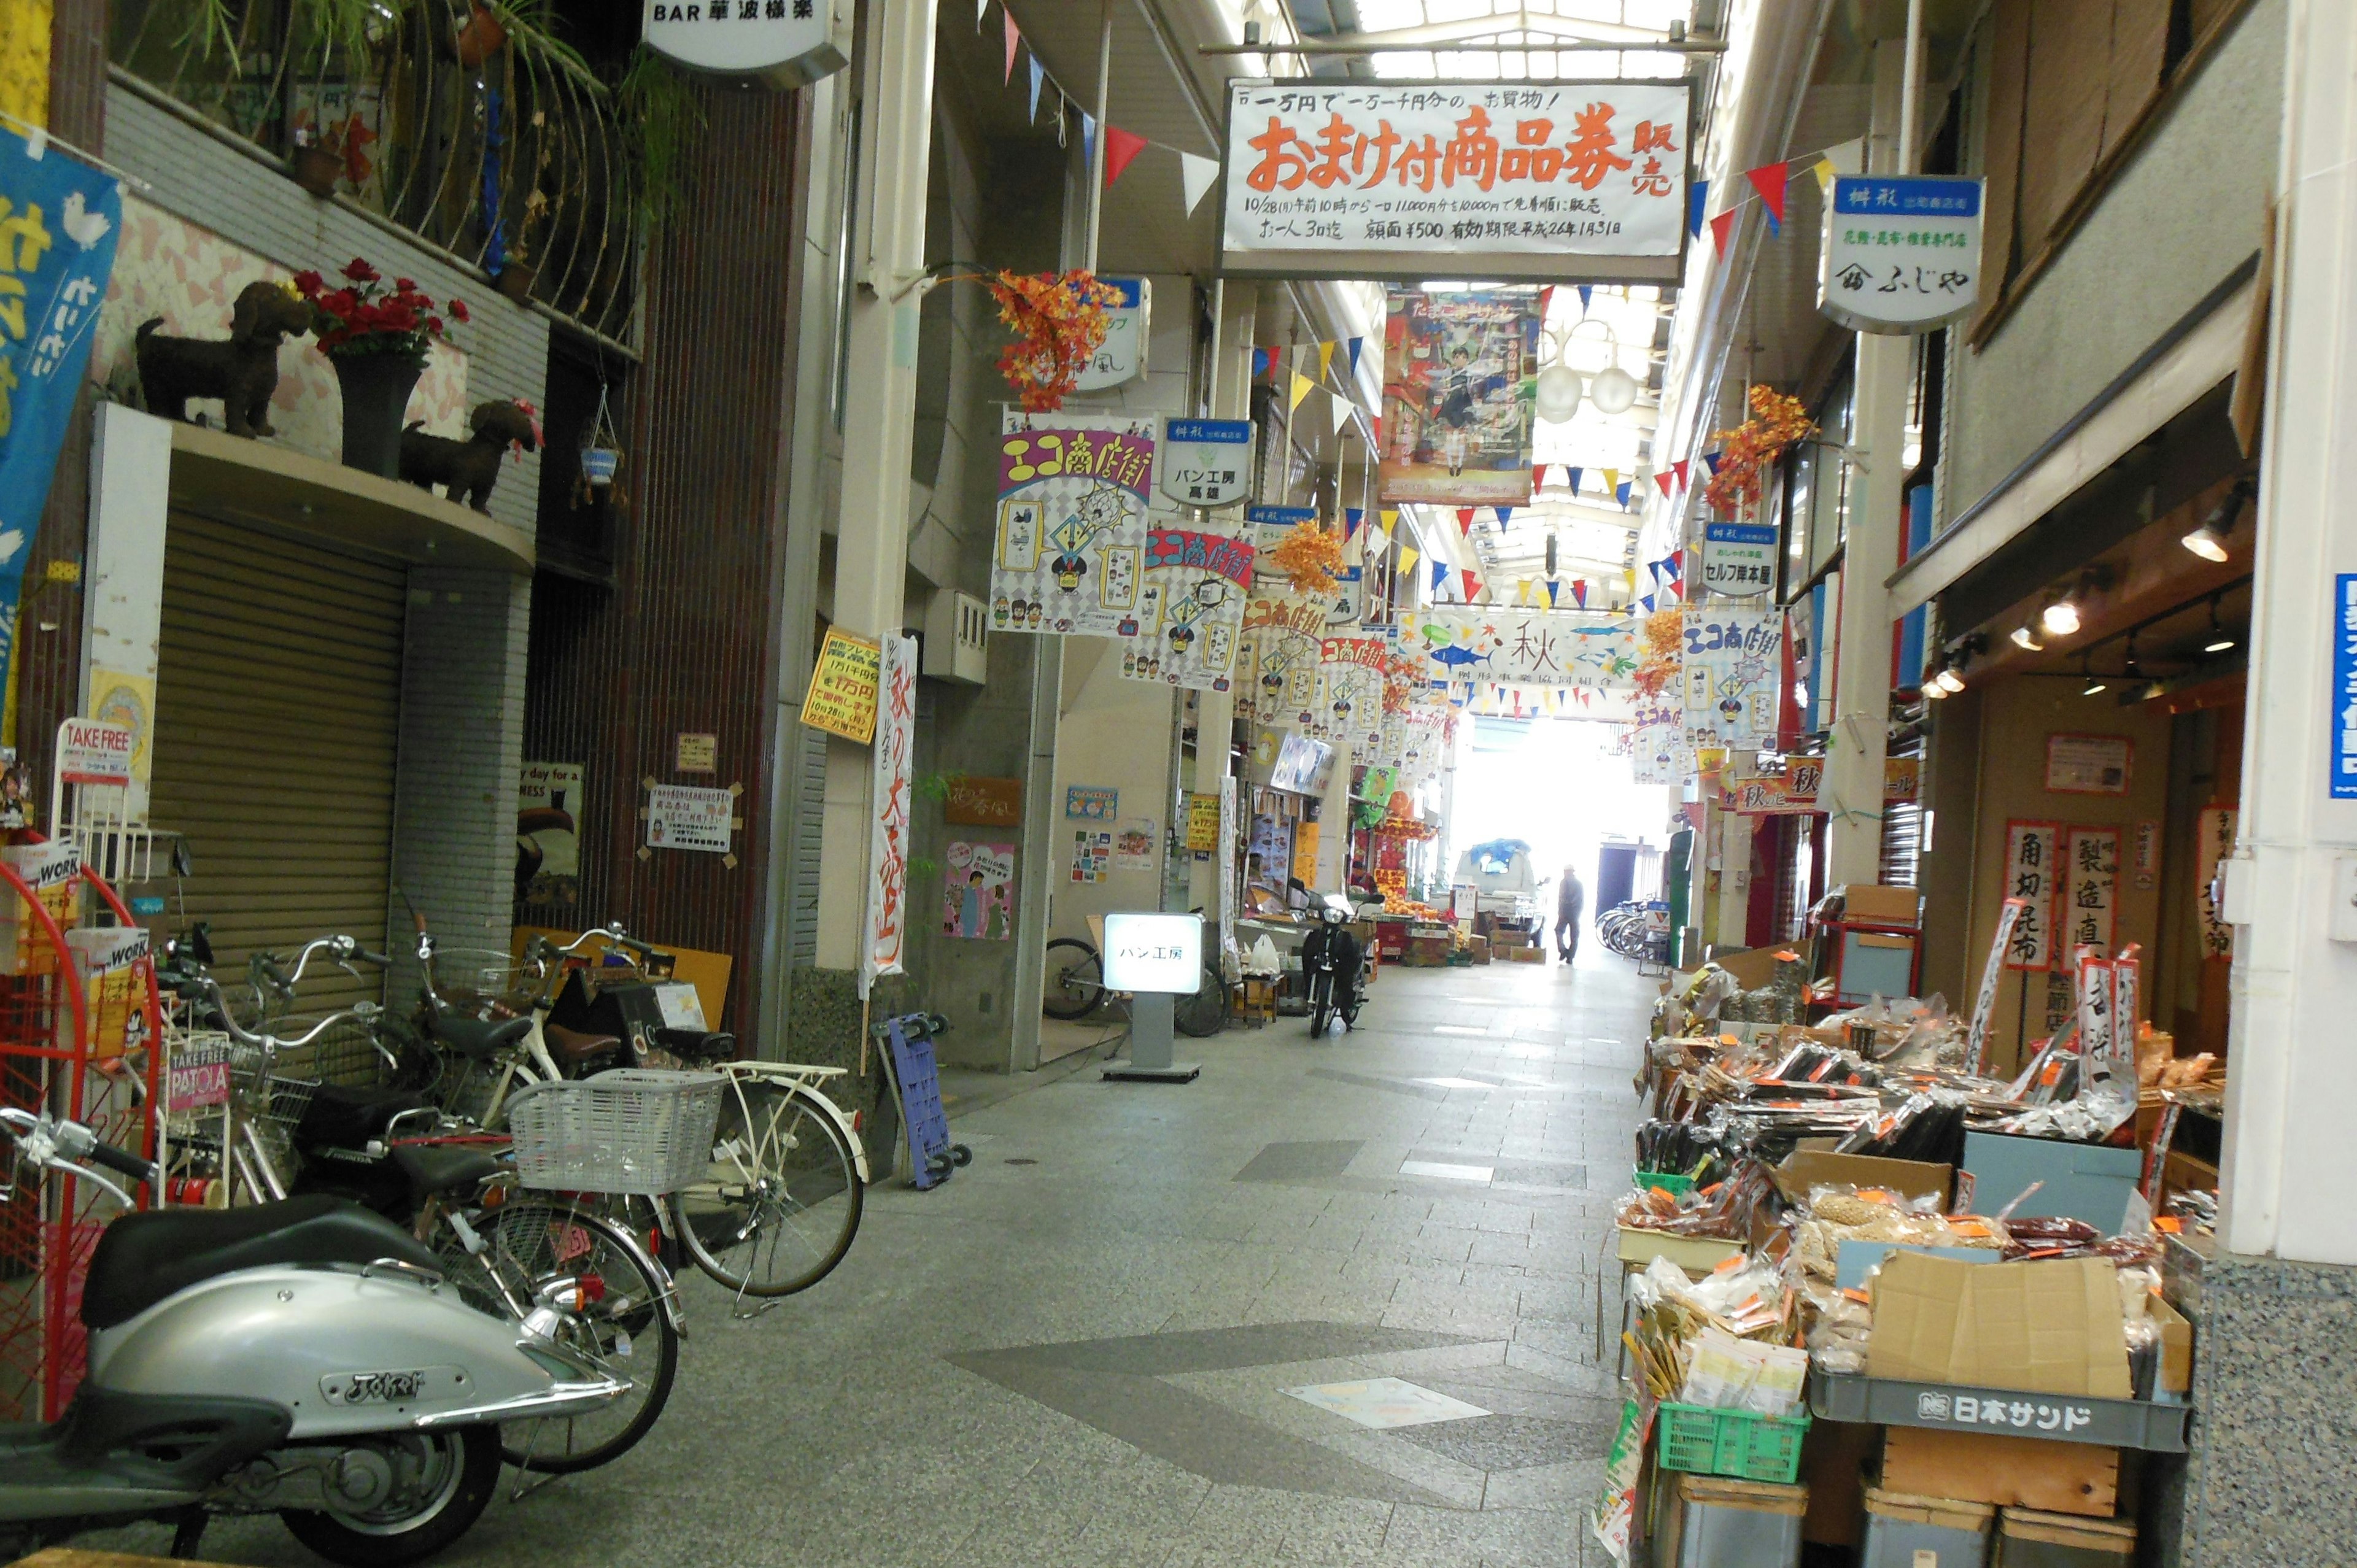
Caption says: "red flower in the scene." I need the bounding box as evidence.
[393,277,417,292]
[447,299,470,325]
[341,257,380,284]
[425,316,444,337]
[292,269,324,297]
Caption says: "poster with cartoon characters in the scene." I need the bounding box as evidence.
[1120,524,1256,691]
[1314,635,1387,750]
[942,841,1015,940]
[1379,288,1541,507]
[991,411,1155,637]
[1237,586,1328,727]
[1681,605,1783,746]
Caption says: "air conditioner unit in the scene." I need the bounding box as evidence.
[922,590,988,684]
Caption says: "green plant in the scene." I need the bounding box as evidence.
[172,0,244,69]
[484,0,603,94]
[619,44,706,232]
[914,771,967,805]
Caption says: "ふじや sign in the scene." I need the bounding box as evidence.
[643,0,848,90]
[1819,174,1984,333]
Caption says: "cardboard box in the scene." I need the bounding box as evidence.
[1962,1131,2142,1234]
[1771,1148,1954,1211]
[2149,1293,2193,1397]
[1466,936,1490,964]
[1710,944,1798,992]
[1840,882,1922,926]
[1881,1427,2119,1518]
[1617,1226,1746,1273]
[1505,946,1543,964]
[1867,1252,2132,1399]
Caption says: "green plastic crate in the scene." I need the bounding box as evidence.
[1633,1167,1697,1197]
[1655,1402,1811,1484]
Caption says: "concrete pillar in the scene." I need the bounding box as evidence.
[1189,285,1260,917]
[1822,39,1908,889]
[814,0,939,968]
[1714,807,1754,951]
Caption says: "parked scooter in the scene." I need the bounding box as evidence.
[0,1106,625,1566]
[1299,895,1366,1038]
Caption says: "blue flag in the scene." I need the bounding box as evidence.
[1495,506,1512,528]
[1431,561,1447,595]
[1615,480,1633,508]
[1028,56,1045,121]
[1566,466,1582,496]
[1689,179,1708,239]
[1347,336,1363,376]
[0,127,121,706]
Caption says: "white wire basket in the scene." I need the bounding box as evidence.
[504,1069,726,1196]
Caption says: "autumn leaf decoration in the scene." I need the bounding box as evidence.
[983,270,1125,411]
[1264,523,1347,595]
[1631,606,1686,700]
[1701,385,1816,516]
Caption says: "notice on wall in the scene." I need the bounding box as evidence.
[1700,522,1776,598]
[991,412,1155,637]
[1070,830,1112,883]
[1379,288,1541,506]
[675,733,718,774]
[861,635,917,997]
[1404,608,1638,690]
[1113,817,1158,873]
[942,775,1023,829]
[1291,819,1321,884]
[646,784,733,855]
[1185,791,1220,854]
[942,841,1015,940]
[1681,605,1783,746]
[518,762,584,907]
[1820,174,1983,334]
[2196,803,2236,960]
[802,627,882,744]
[1221,79,1692,282]
[2001,821,2061,971]
[2061,826,2120,957]
[1066,786,1118,821]
[2045,733,2132,795]
[1123,525,1256,692]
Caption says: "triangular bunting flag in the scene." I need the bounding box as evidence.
[1602,467,1619,495]
[1461,570,1480,603]
[1330,390,1353,434]
[1379,508,1398,537]
[1399,544,1419,574]
[1103,125,1149,187]
[1572,579,1588,608]
[1577,284,1593,312]
[1289,370,1314,412]
[1343,508,1363,541]
[1566,466,1582,495]
[1533,463,1549,492]
[1516,578,1531,606]
[1663,553,1683,580]
[1004,10,1020,82]
[1688,178,1708,239]
[1544,579,1559,608]
[1647,560,1663,582]
[1081,113,1096,174]
[1177,151,1220,215]
[1709,208,1736,256]
[1655,471,1674,496]
[1539,285,1556,319]
[1431,562,1448,595]
[1673,458,1690,489]
[1495,506,1512,528]
[1813,156,1836,198]
[1744,160,1789,233]
[1616,481,1632,508]
[1251,346,1274,379]
[977,0,987,26]
[1640,593,1655,612]
[1317,341,1335,382]
[1027,56,1044,120]
[1347,337,1364,377]
[1701,451,1722,476]
[1455,508,1474,535]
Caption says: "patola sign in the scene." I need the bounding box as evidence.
[643,0,848,89]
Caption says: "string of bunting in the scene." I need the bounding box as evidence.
[1691,137,1867,258]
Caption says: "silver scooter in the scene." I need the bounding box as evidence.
[0,1106,625,1565]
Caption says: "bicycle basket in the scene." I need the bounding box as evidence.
[430,948,541,1015]
[503,1070,726,1195]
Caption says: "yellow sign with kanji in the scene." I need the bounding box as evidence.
[1185,791,1221,852]
[801,628,883,744]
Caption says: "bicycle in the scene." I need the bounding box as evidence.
[1042,912,1229,1037]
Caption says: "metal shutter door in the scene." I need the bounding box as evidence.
[787,716,827,966]
[150,514,405,1021]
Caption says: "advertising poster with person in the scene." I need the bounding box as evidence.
[1379,288,1540,506]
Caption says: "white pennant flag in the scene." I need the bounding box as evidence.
[1331,390,1354,435]
[977,0,988,25]
[1178,151,1220,216]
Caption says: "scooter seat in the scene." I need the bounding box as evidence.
[391,1142,507,1200]
[82,1195,441,1330]
[653,1026,736,1063]
[434,1014,533,1061]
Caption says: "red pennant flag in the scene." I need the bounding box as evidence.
[1655,470,1674,497]
[1533,463,1550,492]
[1744,161,1789,230]
[1673,458,1690,489]
[1539,284,1556,319]
[1455,508,1475,535]
[1571,579,1588,609]
[1004,10,1020,82]
[1709,209,1736,256]
[1461,569,1480,603]
[1102,125,1149,187]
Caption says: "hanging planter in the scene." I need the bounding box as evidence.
[573,379,625,508]
[1264,523,1346,595]
[295,258,471,478]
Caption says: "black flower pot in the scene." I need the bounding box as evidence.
[332,352,424,478]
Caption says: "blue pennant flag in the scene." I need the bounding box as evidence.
[1495,506,1512,528]
[1639,594,1655,613]
[1615,480,1633,508]
[1577,284,1592,312]
[1343,508,1363,540]
[1082,112,1095,171]
[1431,561,1448,595]
[1347,336,1363,376]
[1543,580,1559,608]
[1028,56,1044,121]
[1566,466,1582,496]
[1689,179,1708,239]
[1701,450,1722,476]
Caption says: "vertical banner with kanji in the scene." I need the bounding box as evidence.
[1121,525,1255,690]
[1237,585,1328,726]
[2075,948,2121,1092]
[860,635,916,998]
[1969,897,2029,1074]
[2061,826,2119,956]
[2001,821,2061,970]
[0,129,120,719]
[1217,775,1238,963]
[2196,804,2236,962]
[1315,634,1387,749]
[990,411,1155,637]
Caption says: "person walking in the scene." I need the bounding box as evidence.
[1555,865,1584,964]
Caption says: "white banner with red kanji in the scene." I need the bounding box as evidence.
[861,635,918,998]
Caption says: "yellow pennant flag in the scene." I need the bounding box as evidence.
[1813,156,1837,196]
[1290,370,1314,413]
[1379,508,1399,537]
[1516,577,1533,605]
[1318,341,1336,382]
[1399,544,1420,575]
[1624,568,1638,592]
[1603,467,1620,494]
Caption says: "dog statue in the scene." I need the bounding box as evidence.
[136,279,318,438]
[398,399,541,513]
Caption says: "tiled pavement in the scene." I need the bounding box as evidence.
[129,947,1651,1567]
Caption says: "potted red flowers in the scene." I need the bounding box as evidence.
[295,259,471,477]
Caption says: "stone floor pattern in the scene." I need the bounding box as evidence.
[141,949,1649,1567]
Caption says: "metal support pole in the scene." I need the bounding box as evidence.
[1085,0,1113,272]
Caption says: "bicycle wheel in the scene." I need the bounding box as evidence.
[1042,938,1105,1020]
[672,1079,864,1297]
[431,1197,678,1473]
[1172,960,1228,1038]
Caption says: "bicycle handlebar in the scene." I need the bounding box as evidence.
[0,1108,146,1208]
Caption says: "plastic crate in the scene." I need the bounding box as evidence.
[505,1069,725,1195]
[1655,1402,1811,1484]
[1634,1168,1697,1197]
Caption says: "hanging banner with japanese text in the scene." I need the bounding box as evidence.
[1379,287,1540,506]
[2195,804,2235,962]
[991,411,1154,638]
[1819,174,1983,334]
[2002,821,2061,971]
[1237,585,1328,727]
[1314,633,1387,750]
[1680,604,1783,746]
[1700,522,1776,597]
[1159,417,1253,510]
[1403,608,1637,690]
[1121,524,1256,692]
[0,129,120,720]
[1968,897,2029,1075]
[1221,79,1692,284]
[860,635,916,999]
[2061,826,2119,957]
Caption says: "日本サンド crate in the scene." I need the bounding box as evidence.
[1657,1402,1813,1485]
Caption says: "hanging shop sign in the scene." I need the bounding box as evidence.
[2061,826,2120,957]
[801,627,882,743]
[2045,733,2132,795]
[2002,821,2062,971]
[1244,505,1317,564]
[1404,608,1637,690]
[991,411,1155,637]
[1159,418,1254,509]
[1681,604,1783,746]
[860,636,916,997]
[1074,278,1149,391]
[2195,804,2235,960]
[1700,522,1776,598]
[642,0,851,90]
[1819,174,1984,334]
[1,132,120,728]
[1379,287,1541,507]
[1315,635,1388,750]
[942,775,1023,828]
[942,841,1014,939]
[1221,79,1693,283]
[646,783,734,855]
[1121,526,1255,692]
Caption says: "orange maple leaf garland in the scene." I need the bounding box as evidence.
[983,270,1125,411]
[1264,523,1347,595]
[1701,385,1816,515]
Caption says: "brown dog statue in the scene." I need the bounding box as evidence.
[398,399,541,513]
[136,279,318,438]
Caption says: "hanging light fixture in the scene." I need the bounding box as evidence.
[2204,593,2237,654]
[2182,477,2254,563]
[1933,665,1966,695]
[2080,652,2106,697]
[1534,366,1584,422]
[1922,658,1949,698]
[2010,622,2044,651]
[2042,596,2081,637]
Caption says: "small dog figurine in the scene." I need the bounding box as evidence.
[398,398,541,513]
[136,279,318,438]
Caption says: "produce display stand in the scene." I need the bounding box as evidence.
[1807,1370,2191,1453]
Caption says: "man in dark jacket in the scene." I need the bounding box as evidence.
[1555,865,1584,964]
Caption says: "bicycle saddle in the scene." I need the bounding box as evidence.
[433,1014,533,1060]
[545,1021,624,1067]
[390,1141,508,1202]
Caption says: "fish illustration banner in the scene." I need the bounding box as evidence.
[1404,609,1638,689]
[1237,585,1328,727]
[991,411,1155,636]
[1379,287,1540,507]
[1681,604,1784,746]
[1121,524,1256,692]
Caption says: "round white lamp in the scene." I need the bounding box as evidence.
[1587,365,1640,415]
[1534,366,1584,423]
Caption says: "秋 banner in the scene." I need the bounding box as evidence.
[1121,525,1256,692]
[990,411,1154,637]
[1404,607,1638,689]
[1221,79,1692,283]
[1379,288,1540,506]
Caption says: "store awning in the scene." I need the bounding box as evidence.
[166,420,535,575]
